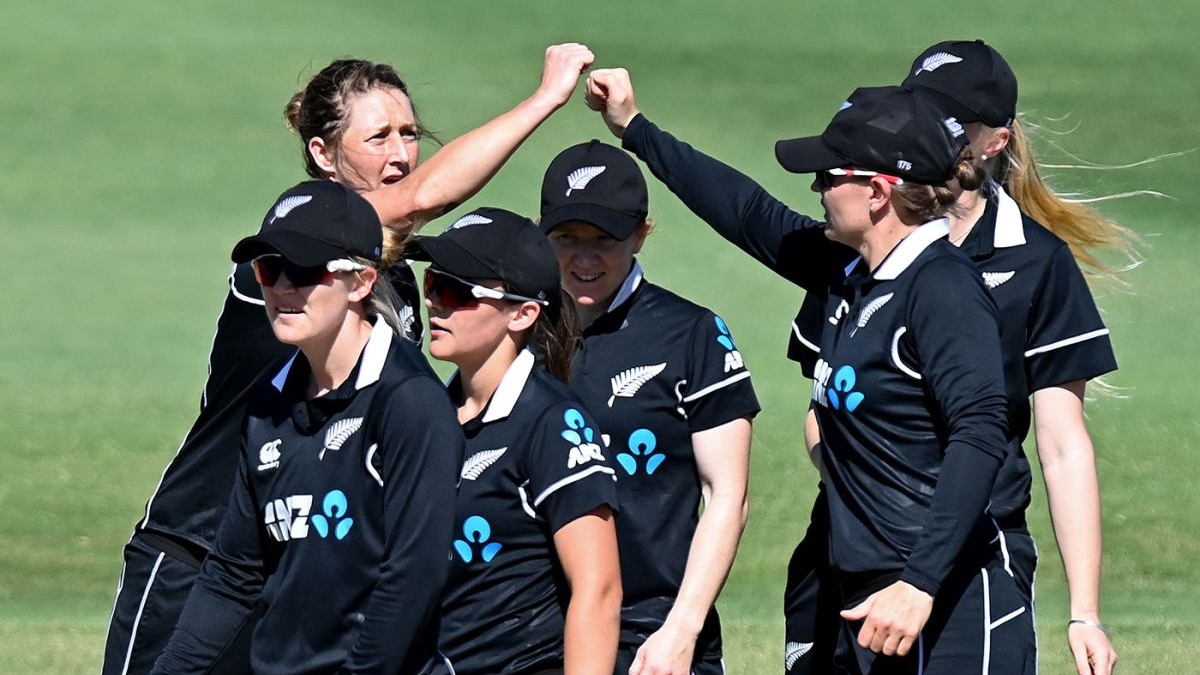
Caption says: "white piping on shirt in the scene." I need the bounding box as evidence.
[680,371,752,403]
[1024,328,1110,358]
[533,465,616,507]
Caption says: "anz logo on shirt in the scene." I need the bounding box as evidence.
[263,489,355,543]
[562,408,605,469]
[811,359,866,413]
[453,515,502,563]
[714,316,744,373]
[615,428,663,476]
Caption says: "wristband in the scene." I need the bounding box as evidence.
[1068,619,1110,636]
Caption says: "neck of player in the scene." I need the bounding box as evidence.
[456,339,521,424]
[946,185,989,247]
[301,312,374,399]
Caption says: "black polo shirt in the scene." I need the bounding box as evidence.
[568,263,761,659]
[806,221,1009,595]
[791,185,1118,522]
[136,262,423,552]
[620,114,1008,596]
[438,349,619,675]
[151,318,461,675]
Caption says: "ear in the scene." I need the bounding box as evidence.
[307,137,338,178]
[984,126,1011,158]
[868,176,893,217]
[347,267,378,302]
[507,301,542,334]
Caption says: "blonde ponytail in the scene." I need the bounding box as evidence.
[997,117,1145,284]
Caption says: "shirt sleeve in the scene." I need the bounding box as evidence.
[151,447,268,675]
[898,256,1009,595]
[622,114,853,291]
[525,402,620,533]
[1025,243,1118,390]
[787,292,826,377]
[338,375,463,675]
[679,312,761,433]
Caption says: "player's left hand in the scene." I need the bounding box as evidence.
[840,580,934,656]
[1068,621,1117,675]
[628,621,695,675]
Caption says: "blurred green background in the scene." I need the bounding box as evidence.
[2,1,1197,672]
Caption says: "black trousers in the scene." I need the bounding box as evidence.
[102,530,254,675]
[782,492,839,675]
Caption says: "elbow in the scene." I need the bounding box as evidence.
[574,573,623,625]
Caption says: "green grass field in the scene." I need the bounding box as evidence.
[3,1,1197,672]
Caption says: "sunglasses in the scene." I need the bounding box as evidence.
[423,268,548,310]
[252,255,367,288]
[815,167,906,191]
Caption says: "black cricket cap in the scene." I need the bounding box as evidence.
[539,140,648,241]
[232,180,383,265]
[775,85,968,184]
[901,39,1017,128]
[407,207,560,305]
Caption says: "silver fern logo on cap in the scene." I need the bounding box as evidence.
[450,213,493,230]
[270,195,313,223]
[915,52,963,75]
[565,166,606,196]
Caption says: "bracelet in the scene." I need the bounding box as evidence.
[1068,619,1110,636]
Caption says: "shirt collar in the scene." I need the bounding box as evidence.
[872,218,951,281]
[446,349,537,426]
[606,260,645,314]
[992,184,1027,248]
[269,316,393,393]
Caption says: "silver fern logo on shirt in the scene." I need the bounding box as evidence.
[607,363,667,407]
[321,417,364,460]
[914,52,963,74]
[785,641,814,671]
[982,271,1016,289]
[851,292,894,336]
[461,447,508,481]
[565,165,606,196]
[269,195,313,223]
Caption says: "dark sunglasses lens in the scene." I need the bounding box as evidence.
[424,271,478,309]
[254,258,332,288]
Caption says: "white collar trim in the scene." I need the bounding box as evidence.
[481,349,536,423]
[354,316,394,390]
[993,185,1027,248]
[606,260,645,313]
[873,218,951,281]
[269,316,393,393]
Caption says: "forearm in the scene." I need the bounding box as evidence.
[564,580,622,675]
[366,93,559,230]
[901,444,1001,595]
[1042,441,1104,619]
[664,492,748,634]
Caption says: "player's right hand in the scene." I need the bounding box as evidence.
[535,43,595,109]
[586,68,641,139]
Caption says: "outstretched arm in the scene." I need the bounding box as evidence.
[1033,381,1116,675]
[365,43,595,230]
[584,68,844,291]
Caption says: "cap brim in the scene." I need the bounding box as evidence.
[774,136,848,174]
[539,203,641,240]
[231,229,345,266]
[405,237,501,280]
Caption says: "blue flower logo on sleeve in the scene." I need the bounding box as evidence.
[311,489,354,540]
[827,365,865,413]
[616,428,663,476]
[453,515,502,563]
[715,316,745,373]
[562,407,605,469]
